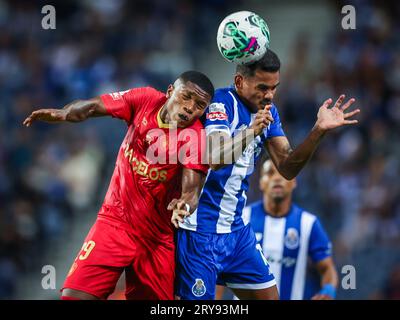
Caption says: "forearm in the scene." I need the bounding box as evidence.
[62,97,107,122]
[277,125,326,179]
[178,190,199,214]
[178,169,206,214]
[311,258,339,299]
[320,266,339,288]
[317,266,338,299]
[209,129,256,170]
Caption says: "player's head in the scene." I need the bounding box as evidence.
[234,49,280,113]
[165,71,214,127]
[259,159,296,203]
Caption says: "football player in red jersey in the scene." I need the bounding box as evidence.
[23,71,214,300]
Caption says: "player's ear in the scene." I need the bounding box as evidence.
[166,84,174,98]
[259,175,266,191]
[234,73,244,90]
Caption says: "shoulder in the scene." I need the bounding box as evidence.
[128,86,164,100]
[243,200,263,225]
[249,200,263,210]
[248,200,264,218]
[211,87,236,108]
[214,87,234,98]
[135,87,167,112]
[139,86,162,95]
[205,87,237,121]
[293,203,318,225]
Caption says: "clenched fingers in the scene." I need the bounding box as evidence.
[171,209,190,228]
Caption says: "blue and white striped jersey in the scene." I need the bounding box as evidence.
[243,201,332,300]
[179,86,285,233]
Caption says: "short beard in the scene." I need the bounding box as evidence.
[272,195,285,204]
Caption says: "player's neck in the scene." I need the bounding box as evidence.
[264,195,292,218]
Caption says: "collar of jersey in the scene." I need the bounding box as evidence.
[264,203,296,218]
[157,105,173,129]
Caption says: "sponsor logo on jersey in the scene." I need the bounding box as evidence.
[209,102,226,113]
[237,136,262,167]
[284,228,300,250]
[109,90,130,100]
[192,278,206,297]
[266,255,297,268]
[206,112,228,121]
[123,143,167,182]
[206,103,228,121]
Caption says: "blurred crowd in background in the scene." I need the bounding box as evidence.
[0,0,399,299]
[273,0,400,299]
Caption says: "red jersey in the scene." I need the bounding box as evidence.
[98,87,208,243]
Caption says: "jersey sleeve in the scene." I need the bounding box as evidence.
[100,87,151,124]
[308,217,332,263]
[178,122,209,174]
[263,105,286,139]
[202,91,234,137]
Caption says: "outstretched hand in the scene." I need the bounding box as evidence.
[23,109,67,127]
[315,95,360,132]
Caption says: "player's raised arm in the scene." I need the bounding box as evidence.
[208,105,274,171]
[23,96,107,127]
[266,95,360,180]
[168,168,206,228]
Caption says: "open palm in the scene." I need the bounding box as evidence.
[316,95,360,131]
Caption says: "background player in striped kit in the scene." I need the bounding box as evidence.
[217,159,338,300]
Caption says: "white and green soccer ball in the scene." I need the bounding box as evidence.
[216,11,270,65]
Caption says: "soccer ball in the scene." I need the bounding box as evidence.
[216,11,270,65]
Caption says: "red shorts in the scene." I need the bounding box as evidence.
[62,219,175,300]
